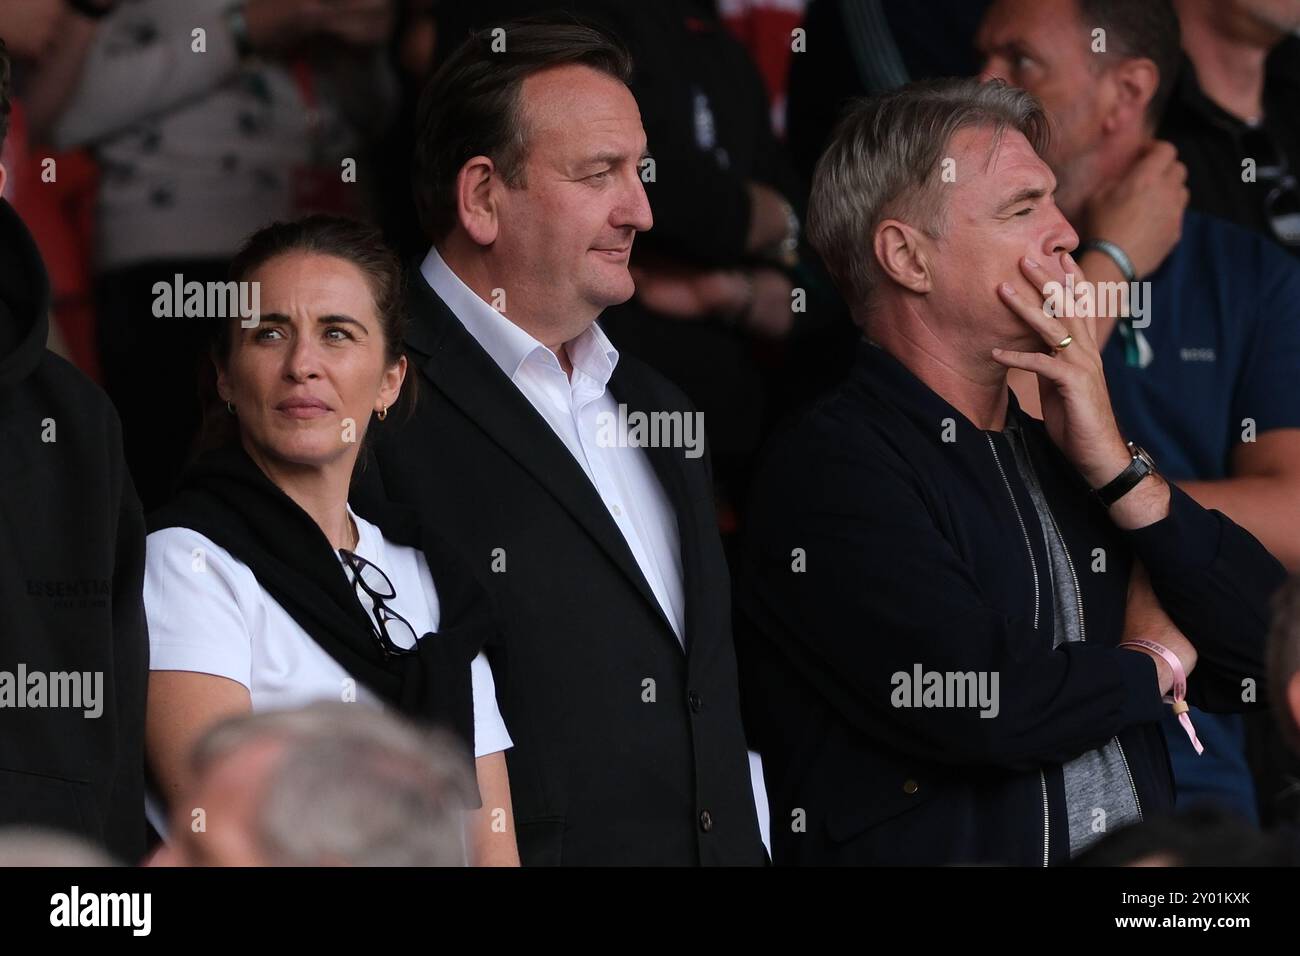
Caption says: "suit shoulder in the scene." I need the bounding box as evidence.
[613,352,698,413]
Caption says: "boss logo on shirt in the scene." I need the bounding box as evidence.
[1179,348,1217,362]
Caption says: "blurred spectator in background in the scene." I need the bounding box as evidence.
[715,0,808,139]
[152,703,478,866]
[373,0,438,257]
[1161,0,1300,257]
[40,0,398,510]
[979,0,1300,828]
[0,34,149,863]
[0,0,111,372]
[0,827,119,866]
[1074,804,1300,865]
[785,0,992,182]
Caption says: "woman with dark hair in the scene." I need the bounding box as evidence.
[142,215,518,865]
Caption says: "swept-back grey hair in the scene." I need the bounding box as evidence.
[807,77,1050,325]
[191,701,478,866]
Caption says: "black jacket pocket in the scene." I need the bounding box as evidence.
[515,816,565,866]
[0,767,103,842]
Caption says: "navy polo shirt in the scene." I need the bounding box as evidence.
[1104,209,1300,481]
[1102,209,1300,822]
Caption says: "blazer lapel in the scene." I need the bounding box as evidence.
[608,361,705,656]
[406,273,681,645]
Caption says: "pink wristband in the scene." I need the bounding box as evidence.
[1119,639,1204,755]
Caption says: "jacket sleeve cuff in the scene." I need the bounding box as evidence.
[1111,646,1170,726]
[1122,481,1222,573]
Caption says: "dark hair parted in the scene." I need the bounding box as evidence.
[412,16,634,243]
[1077,0,1182,125]
[218,214,406,367]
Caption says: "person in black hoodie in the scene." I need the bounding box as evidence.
[736,78,1286,866]
[0,39,148,862]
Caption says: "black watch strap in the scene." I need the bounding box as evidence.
[1096,443,1155,507]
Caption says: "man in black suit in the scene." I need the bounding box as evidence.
[357,20,765,865]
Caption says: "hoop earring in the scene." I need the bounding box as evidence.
[377,404,387,422]
[226,400,236,416]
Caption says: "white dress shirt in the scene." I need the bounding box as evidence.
[421,247,688,648]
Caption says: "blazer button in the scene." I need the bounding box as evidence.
[698,810,713,832]
[902,779,919,795]
[688,691,703,713]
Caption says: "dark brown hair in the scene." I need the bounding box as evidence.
[412,16,633,243]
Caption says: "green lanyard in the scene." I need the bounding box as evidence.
[1115,318,1152,368]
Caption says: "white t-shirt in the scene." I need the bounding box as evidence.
[143,507,513,758]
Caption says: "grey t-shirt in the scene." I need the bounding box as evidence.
[1004,417,1142,856]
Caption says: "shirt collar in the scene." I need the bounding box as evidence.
[853,338,1026,437]
[419,246,620,386]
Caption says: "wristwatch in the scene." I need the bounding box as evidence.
[1095,442,1156,507]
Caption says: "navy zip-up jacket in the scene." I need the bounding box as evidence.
[736,340,1285,865]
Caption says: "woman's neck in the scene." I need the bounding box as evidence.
[242,439,358,551]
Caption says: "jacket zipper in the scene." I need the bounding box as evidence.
[985,435,1040,631]
[1040,508,1144,821]
[985,434,1048,865]
[1038,770,1050,867]
[1114,737,1144,821]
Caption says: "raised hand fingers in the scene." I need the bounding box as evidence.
[1060,251,1098,345]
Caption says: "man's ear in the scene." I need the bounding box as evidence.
[873,219,933,294]
[1102,57,1159,134]
[455,155,501,247]
[0,163,8,199]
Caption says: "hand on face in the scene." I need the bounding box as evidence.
[991,252,1131,488]
[1082,140,1188,277]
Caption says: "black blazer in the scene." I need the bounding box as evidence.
[354,269,765,866]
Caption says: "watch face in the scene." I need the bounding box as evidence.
[1134,445,1155,469]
